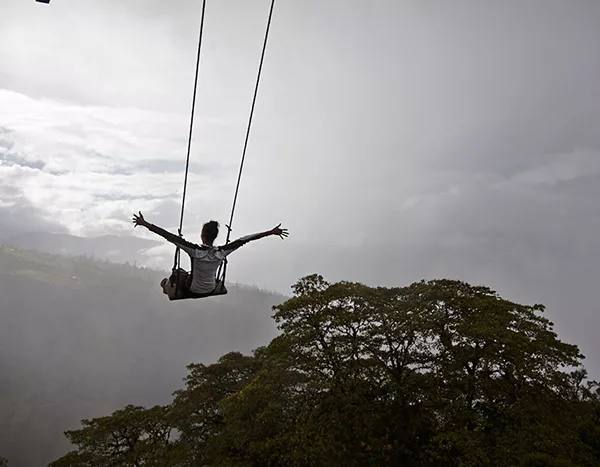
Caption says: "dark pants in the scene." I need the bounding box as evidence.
[160,269,226,300]
[160,269,190,299]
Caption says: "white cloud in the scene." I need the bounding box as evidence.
[0,89,238,240]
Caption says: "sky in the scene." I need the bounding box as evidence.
[1,0,599,375]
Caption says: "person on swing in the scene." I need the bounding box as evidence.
[132,212,288,297]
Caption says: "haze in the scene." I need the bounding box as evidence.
[1,0,599,377]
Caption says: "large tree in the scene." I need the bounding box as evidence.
[51,276,600,467]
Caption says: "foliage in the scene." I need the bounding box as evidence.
[51,275,600,466]
[48,405,180,467]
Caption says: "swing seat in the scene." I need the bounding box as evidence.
[161,268,228,301]
[36,0,51,3]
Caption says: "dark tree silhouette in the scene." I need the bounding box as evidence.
[51,276,600,467]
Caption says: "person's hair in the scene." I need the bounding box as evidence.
[201,220,219,243]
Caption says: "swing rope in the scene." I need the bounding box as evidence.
[218,0,276,283]
[174,0,276,286]
[225,0,276,243]
[174,0,207,272]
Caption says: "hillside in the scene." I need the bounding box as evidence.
[0,246,285,467]
[2,232,160,265]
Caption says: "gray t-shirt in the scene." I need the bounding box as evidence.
[180,244,230,293]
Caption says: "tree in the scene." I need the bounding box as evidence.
[218,276,599,466]
[49,405,179,467]
[50,275,600,467]
[170,352,262,466]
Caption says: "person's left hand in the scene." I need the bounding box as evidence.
[132,211,147,228]
[271,223,289,239]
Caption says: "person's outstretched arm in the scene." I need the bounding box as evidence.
[222,224,288,254]
[132,211,198,251]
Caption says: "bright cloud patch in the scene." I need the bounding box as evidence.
[0,89,238,239]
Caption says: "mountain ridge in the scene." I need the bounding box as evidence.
[2,232,161,266]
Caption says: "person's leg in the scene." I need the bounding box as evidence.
[160,269,190,299]
[160,277,171,295]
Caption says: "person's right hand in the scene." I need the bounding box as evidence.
[132,211,147,228]
[270,223,289,239]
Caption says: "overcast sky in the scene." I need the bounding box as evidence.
[1,0,599,375]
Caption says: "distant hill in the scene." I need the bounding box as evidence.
[0,246,285,467]
[3,232,160,264]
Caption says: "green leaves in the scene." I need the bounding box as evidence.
[50,276,600,467]
[49,405,179,467]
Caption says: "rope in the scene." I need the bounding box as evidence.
[174,0,207,271]
[218,0,276,283]
[225,0,276,243]
[172,0,276,286]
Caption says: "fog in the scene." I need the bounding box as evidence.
[0,246,283,466]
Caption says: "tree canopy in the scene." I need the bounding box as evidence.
[50,276,600,467]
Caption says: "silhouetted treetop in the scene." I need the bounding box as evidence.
[51,275,600,467]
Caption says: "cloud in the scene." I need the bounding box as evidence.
[0,89,237,239]
[0,184,67,240]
